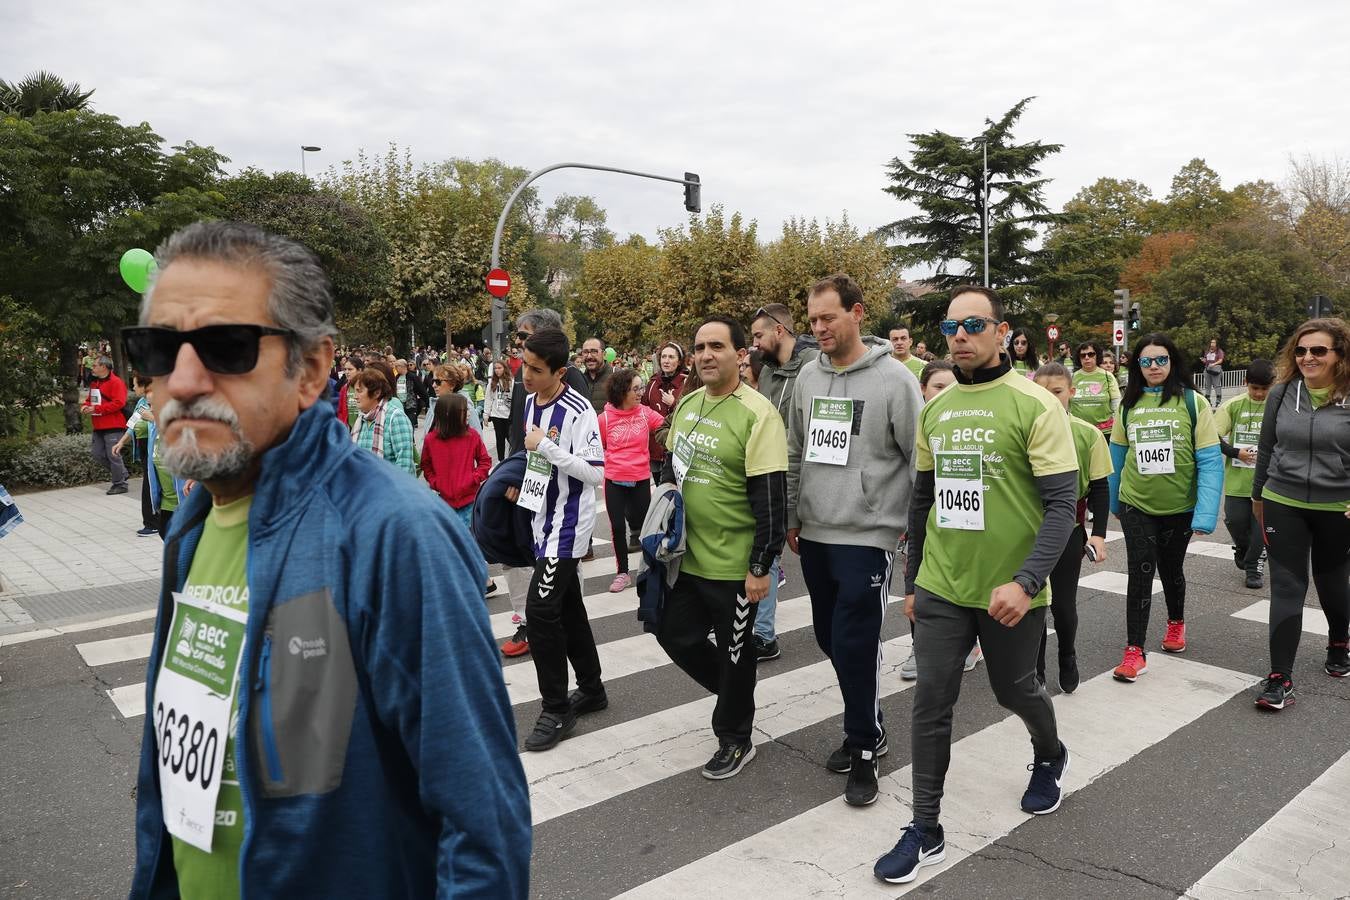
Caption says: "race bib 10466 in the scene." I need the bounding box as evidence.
[805,397,853,466]
[1133,424,1175,475]
[518,451,552,513]
[935,451,984,530]
[154,591,248,852]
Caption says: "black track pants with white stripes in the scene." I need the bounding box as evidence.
[527,557,603,715]
[798,538,891,753]
[656,572,758,744]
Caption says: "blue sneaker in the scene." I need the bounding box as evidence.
[1021,741,1069,814]
[874,821,945,884]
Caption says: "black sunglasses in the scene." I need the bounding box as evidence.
[752,307,794,334]
[1295,345,1332,358]
[122,325,294,376]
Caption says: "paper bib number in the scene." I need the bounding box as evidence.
[89,388,102,406]
[154,592,248,852]
[1133,424,1175,475]
[1232,425,1260,469]
[935,451,984,530]
[805,396,853,466]
[671,433,695,486]
[518,451,552,513]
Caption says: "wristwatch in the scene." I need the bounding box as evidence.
[749,563,769,578]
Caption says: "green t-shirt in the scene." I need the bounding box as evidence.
[1213,394,1266,498]
[1069,414,1114,500]
[1012,359,1033,376]
[1069,369,1119,427]
[1110,391,1220,515]
[914,371,1078,610]
[1263,487,1348,513]
[667,383,787,580]
[169,495,251,899]
[900,356,926,379]
[153,436,178,513]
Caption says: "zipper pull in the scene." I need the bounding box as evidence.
[254,633,271,691]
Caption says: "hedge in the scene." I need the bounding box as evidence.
[0,433,145,490]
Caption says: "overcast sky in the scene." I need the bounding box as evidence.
[11,0,1350,268]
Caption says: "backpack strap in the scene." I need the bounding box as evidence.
[1184,389,1197,438]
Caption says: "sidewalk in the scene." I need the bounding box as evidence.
[0,480,161,631]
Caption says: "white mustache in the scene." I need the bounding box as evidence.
[158,396,242,431]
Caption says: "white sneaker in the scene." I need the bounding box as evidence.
[963,642,982,672]
[900,654,918,681]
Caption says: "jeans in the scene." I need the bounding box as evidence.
[753,556,781,641]
[1205,368,1223,406]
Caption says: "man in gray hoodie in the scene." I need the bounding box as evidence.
[784,274,922,807]
[750,303,819,662]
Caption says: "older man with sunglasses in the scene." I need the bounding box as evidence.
[123,221,528,899]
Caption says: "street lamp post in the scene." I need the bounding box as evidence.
[972,135,989,287]
[486,162,701,351]
[300,145,321,177]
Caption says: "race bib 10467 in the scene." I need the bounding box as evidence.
[805,397,853,466]
[518,451,552,513]
[935,451,984,530]
[1133,424,1175,475]
[154,591,248,852]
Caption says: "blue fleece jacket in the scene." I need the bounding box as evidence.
[128,402,530,899]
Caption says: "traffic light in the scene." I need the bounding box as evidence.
[1113,288,1129,320]
[1128,302,1142,332]
[683,172,701,213]
[1306,294,1332,318]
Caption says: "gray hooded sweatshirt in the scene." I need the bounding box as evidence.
[786,335,923,551]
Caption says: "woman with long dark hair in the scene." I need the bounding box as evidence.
[1251,318,1350,710]
[486,360,514,460]
[1008,327,1038,376]
[642,341,687,483]
[1107,332,1223,682]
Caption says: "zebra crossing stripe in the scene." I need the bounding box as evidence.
[74,632,153,667]
[1232,601,1329,636]
[488,591,638,640]
[107,683,147,719]
[1180,749,1350,899]
[503,595,816,706]
[1078,570,1160,596]
[619,655,1257,898]
[524,630,914,825]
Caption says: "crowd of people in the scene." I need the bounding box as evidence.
[100,221,1348,895]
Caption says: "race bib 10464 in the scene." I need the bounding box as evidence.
[804,397,853,466]
[154,591,248,853]
[935,451,984,530]
[518,451,552,513]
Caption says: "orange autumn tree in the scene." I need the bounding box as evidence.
[1119,231,1197,299]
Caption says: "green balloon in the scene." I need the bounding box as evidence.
[604,347,617,363]
[119,248,156,293]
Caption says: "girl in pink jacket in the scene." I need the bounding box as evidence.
[599,369,666,592]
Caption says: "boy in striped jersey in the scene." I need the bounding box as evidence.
[517,328,608,751]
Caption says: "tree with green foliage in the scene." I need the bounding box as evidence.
[882,97,1065,304]
[572,236,661,350]
[755,215,896,333]
[0,107,226,431]
[0,296,61,436]
[1158,158,1237,232]
[656,206,760,345]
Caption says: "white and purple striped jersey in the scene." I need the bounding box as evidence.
[524,385,605,559]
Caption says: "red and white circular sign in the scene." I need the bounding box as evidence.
[485,268,512,298]
[1046,325,1061,342]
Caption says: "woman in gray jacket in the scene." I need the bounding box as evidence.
[1251,317,1350,710]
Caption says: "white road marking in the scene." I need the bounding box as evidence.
[1232,600,1329,636]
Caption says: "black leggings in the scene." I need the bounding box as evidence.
[489,417,510,461]
[1039,524,1085,677]
[1120,504,1192,648]
[1264,499,1350,675]
[604,479,650,573]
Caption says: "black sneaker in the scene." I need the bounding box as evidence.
[136,526,158,537]
[524,709,576,751]
[1325,642,1350,678]
[627,537,641,553]
[753,635,781,661]
[567,687,609,715]
[826,728,888,773]
[702,741,755,780]
[484,580,501,597]
[106,484,129,495]
[1245,573,1264,589]
[1059,655,1080,694]
[1232,546,1244,570]
[874,822,945,884]
[1256,673,1294,710]
[844,749,879,806]
[1021,742,1069,814]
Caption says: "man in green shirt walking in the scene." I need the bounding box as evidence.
[889,326,927,380]
[1215,359,1273,588]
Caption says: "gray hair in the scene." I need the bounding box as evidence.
[515,307,563,333]
[95,355,114,370]
[142,221,339,377]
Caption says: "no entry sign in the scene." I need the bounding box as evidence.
[485,268,512,298]
[1046,325,1061,343]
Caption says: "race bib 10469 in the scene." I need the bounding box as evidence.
[518,451,552,513]
[805,397,853,466]
[1133,424,1175,475]
[154,591,248,853]
[935,451,984,530]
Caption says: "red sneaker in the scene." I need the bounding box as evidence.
[501,624,530,658]
[1161,620,1187,653]
[1113,645,1148,682]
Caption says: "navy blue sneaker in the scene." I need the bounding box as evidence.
[1021,741,1069,814]
[874,821,945,884]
